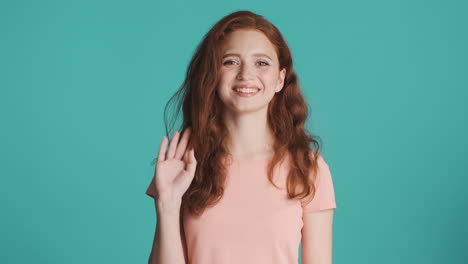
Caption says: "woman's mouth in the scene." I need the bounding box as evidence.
[232,86,260,97]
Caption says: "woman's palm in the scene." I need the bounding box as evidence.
[154,128,197,201]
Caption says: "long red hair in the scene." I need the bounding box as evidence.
[154,10,323,217]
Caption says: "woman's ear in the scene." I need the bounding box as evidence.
[276,68,287,93]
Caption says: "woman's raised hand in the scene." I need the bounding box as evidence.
[154,127,197,206]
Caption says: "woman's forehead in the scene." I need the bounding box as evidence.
[220,30,278,59]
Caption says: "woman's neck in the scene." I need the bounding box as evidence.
[223,109,275,159]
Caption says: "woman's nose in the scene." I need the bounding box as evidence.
[236,63,254,80]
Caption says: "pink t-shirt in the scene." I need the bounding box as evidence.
[146,154,337,264]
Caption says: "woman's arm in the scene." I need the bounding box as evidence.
[301,208,335,264]
[148,199,187,264]
[147,129,195,264]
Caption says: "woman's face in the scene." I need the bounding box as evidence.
[217,29,286,115]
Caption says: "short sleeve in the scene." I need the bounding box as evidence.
[145,176,158,199]
[301,154,337,213]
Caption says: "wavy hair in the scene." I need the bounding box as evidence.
[153,10,323,217]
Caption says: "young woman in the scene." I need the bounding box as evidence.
[146,10,337,264]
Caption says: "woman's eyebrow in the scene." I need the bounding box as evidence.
[222,53,273,60]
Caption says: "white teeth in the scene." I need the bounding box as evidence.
[234,88,258,93]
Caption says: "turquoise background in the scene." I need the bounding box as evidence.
[1,0,467,263]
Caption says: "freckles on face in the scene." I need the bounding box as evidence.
[218,29,281,90]
[215,29,285,113]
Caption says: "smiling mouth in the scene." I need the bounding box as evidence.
[232,87,260,97]
[232,87,260,93]
[232,84,261,92]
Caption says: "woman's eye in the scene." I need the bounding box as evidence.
[223,60,269,66]
[223,60,236,65]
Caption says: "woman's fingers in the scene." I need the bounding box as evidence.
[174,127,192,160]
[165,131,180,160]
[157,136,168,162]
